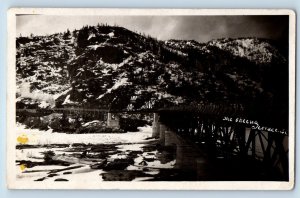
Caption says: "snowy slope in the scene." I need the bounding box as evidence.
[16,31,75,108]
[16,25,288,117]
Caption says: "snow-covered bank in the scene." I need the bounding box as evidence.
[16,123,153,145]
[15,123,179,182]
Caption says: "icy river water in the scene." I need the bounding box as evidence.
[15,124,176,182]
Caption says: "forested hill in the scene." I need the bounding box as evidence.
[16,24,288,128]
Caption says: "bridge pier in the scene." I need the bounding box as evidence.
[164,128,207,175]
[159,123,166,145]
[107,112,120,128]
[152,113,160,138]
[174,142,204,171]
[196,158,211,180]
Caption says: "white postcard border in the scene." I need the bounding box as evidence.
[6,8,296,190]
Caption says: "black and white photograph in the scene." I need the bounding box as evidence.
[7,8,295,190]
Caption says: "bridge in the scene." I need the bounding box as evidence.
[16,104,289,180]
[153,109,288,181]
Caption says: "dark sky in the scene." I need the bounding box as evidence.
[17,15,289,43]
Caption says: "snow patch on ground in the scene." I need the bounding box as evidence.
[97,78,130,99]
[116,144,146,152]
[126,157,176,170]
[55,166,105,182]
[109,153,128,160]
[53,88,71,100]
[132,177,154,181]
[97,55,133,71]
[88,44,104,50]
[82,120,101,127]
[38,101,51,108]
[16,123,152,145]
[19,82,56,108]
[108,32,114,38]
[87,33,95,40]
[126,149,176,171]
[16,164,105,182]
[62,94,79,105]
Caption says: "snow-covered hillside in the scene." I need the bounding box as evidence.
[17,31,75,108]
[16,24,288,119]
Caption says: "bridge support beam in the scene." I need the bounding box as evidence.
[152,113,160,138]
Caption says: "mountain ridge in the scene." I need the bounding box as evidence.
[16,24,288,128]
